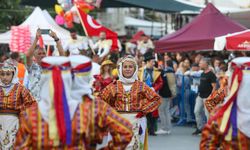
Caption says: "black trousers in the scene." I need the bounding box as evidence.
[146,113,157,134]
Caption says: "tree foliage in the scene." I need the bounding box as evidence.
[0,0,31,32]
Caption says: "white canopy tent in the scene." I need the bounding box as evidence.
[0,7,76,46]
[124,16,168,37]
[179,0,250,28]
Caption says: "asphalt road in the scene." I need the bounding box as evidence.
[148,126,201,150]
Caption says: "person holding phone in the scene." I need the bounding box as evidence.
[26,28,65,102]
[40,29,51,34]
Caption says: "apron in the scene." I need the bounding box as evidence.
[97,114,148,150]
[0,114,19,150]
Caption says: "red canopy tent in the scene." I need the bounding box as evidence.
[130,30,146,43]
[155,3,247,53]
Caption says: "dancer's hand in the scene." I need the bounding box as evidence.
[135,112,144,118]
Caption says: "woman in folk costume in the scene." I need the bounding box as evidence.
[0,63,36,149]
[100,55,161,150]
[15,56,133,149]
[93,60,115,95]
[200,57,250,149]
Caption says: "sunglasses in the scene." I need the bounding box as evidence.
[0,72,12,76]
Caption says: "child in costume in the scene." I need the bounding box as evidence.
[0,63,36,149]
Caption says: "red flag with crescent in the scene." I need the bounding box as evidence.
[76,6,118,51]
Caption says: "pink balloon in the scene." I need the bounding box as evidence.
[55,15,65,25]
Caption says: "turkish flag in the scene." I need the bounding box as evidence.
[39,36,44,49]
[76,6,118,51]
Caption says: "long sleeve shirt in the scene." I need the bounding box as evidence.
[0,83,36,114]
[100,80,161,114]
[93,40,112,58]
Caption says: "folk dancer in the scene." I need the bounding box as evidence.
[15,56,133,149]
[0,64,36,149]
[100,55,161,149]
[200,57,250,149]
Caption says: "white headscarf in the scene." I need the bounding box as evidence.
[118,55,138,84]
[0,63,19,87]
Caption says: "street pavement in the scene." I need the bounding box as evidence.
[148,126,201,150]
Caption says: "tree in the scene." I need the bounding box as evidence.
[0,0,31,32]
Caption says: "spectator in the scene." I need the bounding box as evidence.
[164,53,178,71]
[93,31,112,60]
[185,63,203,123]
[26,29,65,102]
[137,34,154,56]
[194,53,203,64]
[175,57,192,125]
[125,41,137,56]
[156,60,176,135]
[192,58,216,135]
[212,57,222,77]
[89,55,100,87]
[93,60,114,95]
[63,29,90,56]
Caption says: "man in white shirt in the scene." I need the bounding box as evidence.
[63,29,89,55]
[137,35,154,55]
[93,31,112,59]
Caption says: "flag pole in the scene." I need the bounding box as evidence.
[75,5,96,55]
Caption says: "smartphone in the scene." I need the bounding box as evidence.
[40,29,50,34]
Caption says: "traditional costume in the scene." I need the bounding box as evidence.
[100,55,161,150]
[93,60,114,95]
[200,57,250,149]
[15,56,133,149]
[138,52,163,135]
[0,64,35,149]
